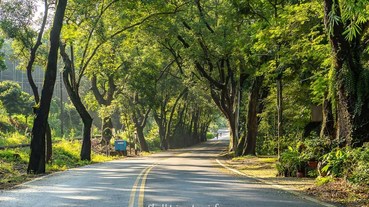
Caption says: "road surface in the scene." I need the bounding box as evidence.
[0,135,329,207]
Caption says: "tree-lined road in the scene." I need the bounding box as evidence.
[1,136,328,207]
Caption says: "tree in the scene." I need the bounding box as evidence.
[0,81,33,115]
[27,0,67,174]
[0,37,5,70]
[323,0,369,146]
[60,0,182,159]
[0,0,53,162]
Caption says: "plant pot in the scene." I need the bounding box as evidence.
[296,171,304,178]
[307,161,318,169]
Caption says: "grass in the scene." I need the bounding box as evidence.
[0,132,29,146]
[228,155,278,178]
[222,153,369,206]
[223,154,315,191]
[0,139,122,189]
[0,148,34,189]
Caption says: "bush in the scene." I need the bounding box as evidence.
[0,132,29,146]
[321,148,348,177]
[49,140,88,171]
[276,146,306,177]
[319,145,369,185]
[206,132,214,140]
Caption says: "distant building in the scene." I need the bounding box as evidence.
[0,58,67,102]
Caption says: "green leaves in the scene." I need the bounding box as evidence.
[326,0,369,41]
[0,37,6,71]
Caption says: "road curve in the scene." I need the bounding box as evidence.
[0,137,329,207]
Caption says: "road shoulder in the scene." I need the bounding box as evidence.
[215,157,338,207]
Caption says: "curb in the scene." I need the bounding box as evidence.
[215,159,336,207]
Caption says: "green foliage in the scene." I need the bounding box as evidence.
[0,148,28,163]
[206,132,214,140]
[321,148,348,177]
[276,146,307,177]
[47,140,115,171]
[320,146,369,185]
[0,132,29,146]
[0,37,6,70]
[145,125,161,151]
[0,148,29,186]
[49,140,89,170]
[0,81,33,115]
[315,176,334,186]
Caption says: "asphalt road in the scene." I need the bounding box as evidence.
[0,135,329,207]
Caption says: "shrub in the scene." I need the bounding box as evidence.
[276,146,306,177]
[206,132,215,140]
[319,146,369,185]
[321,148,348,177]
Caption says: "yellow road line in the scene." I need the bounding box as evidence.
[129,140,221,207]
[138,165,155,207]
[128,166,150,207]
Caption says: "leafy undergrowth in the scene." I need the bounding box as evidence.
[0,148,36,189]
[222,154,369,206]
[0,139,122,189]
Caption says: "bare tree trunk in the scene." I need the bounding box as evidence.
[46,124,52,162]
[28,0,67,174]
[136,126,149,152]
[102,117,113,145]
[320,96,335,139]
[81,118,92,160]
[60,43,93,161]
[240,76,264,156]
[323,0,369,146]
[276,76,283,157]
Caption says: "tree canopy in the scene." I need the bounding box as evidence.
[0,0,369,175]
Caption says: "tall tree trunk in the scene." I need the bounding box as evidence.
[136,126,149,152]
[91,74,116,144]
[153,112,168,150]
[28,0,67,174]
[46,124,52,162]
[23,0,52,164]
[60,43,93,161]
[324,0,360,145]
[320,96,335,139]
[276,76,283,156]
[102,117,113,145]
[64,84,93,161]
[239,76,264,156]
[81,117,92,160]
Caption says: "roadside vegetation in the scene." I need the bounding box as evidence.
[0,0,369,205]
[0,137,118,189]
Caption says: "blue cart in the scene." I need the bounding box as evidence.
[114,140,127,156]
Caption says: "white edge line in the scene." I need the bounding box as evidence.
[215,159,336,207]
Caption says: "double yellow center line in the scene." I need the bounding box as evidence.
[128,140,221,207]
[128,163,157,207]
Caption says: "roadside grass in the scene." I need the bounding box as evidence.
[229,156,278,178]
[224,155,316,191]
[221,153,369,206]
[0,139,121,189]
[0,148,35,189]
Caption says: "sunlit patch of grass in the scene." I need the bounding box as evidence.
[48,140,119,171]
[227,156,278,178]
[91,153,115,163]
[0,139,125,189]
[0,148,31,189]
[0,132,29,146]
